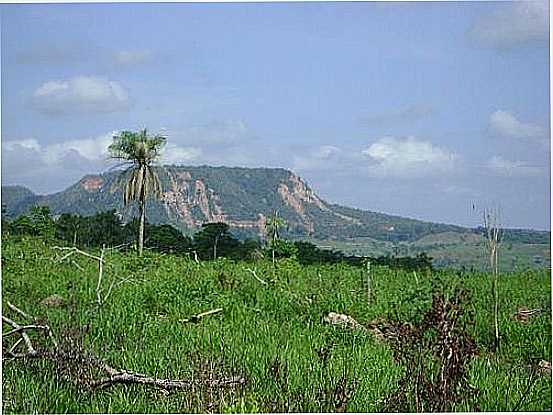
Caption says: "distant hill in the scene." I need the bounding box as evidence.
[2,165,464,241]
[2,165,549,270]
[2,185,41,217]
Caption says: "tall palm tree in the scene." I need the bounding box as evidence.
[108,129,166,256]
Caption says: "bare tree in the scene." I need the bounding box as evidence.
[265,210,286,267]
[483,207,502,350]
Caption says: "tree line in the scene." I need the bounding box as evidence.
[2,206,432,271]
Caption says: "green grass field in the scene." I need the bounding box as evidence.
[313,232,551,272]
[2,236,551,413]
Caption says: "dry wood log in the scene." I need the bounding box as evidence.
[91,371,245,390]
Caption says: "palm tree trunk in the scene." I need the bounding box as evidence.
[139,199,145,256]
[213,234,219,260]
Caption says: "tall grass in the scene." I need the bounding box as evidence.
[2,236,551,413]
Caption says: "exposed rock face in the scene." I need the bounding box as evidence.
[279,174,328,213]
[278,173,360,230]
[81,176,104,192]
[161,171,267,235]
[161,170,359,237]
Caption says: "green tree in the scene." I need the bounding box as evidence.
[11,206,55,239]
[55,213,82,246]
[145,224,193,254]
[1,204,11,235]
[108,129,166,256]
[193,222,240,260]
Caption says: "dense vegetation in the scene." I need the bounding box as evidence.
[2,234,551,413]
[2,207,433,271]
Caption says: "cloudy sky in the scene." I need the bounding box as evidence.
[1,1,550,229]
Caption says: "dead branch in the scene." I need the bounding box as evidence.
[102,275,134,304]
[53,245,128,307]
[3,303,58,355]
[95,245,106,306]
[2,315,38,357]
[71,260,84,271]
[513,307,543,322]
[7,301,32,321]
[53,246,104,263]
[3,302,245,393]
[245,267,267,285]
[90,371,245,391]
[483,207,502,351]
[180,308,223,323]
[366,260,372,304]
[3,324,49,337]
[107,242,132,252]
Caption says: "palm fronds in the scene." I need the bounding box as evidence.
[108,128,166,256]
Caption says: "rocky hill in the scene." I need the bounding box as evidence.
[2,165,464,242]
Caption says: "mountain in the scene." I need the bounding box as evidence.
[2,185,41,217]
[2,165,464,241]
[2,165,549,270]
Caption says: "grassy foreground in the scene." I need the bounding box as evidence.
[2,236,551,413]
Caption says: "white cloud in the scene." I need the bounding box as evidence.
[3,138,42,152]
[362,136,458,178]
[487,155,543,177]
[179,120,252,147]
[489,110,546,140]
[469,1,549,49]
[161,144,203,165]
[3,133,114,166]
[2,133,203,192]
[292,145,342,171]
[3,133,202,167]
[113,50,152,66]
[32,76,129,115]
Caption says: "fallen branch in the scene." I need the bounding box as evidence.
[513,307,543,323]
[91,371,245,391]
[107,242,132,252]
[3,324,49,337]
[3,302,58,354]
[245,267,267,285]
[53,245,128,307]
[53,246,104,263]
[180,308,223,323]
[7,301,32,320]
[2,316,39,358]
[3,302,244,393]
[71,260,84,271]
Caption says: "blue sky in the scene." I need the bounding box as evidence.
[1,1,550,229]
